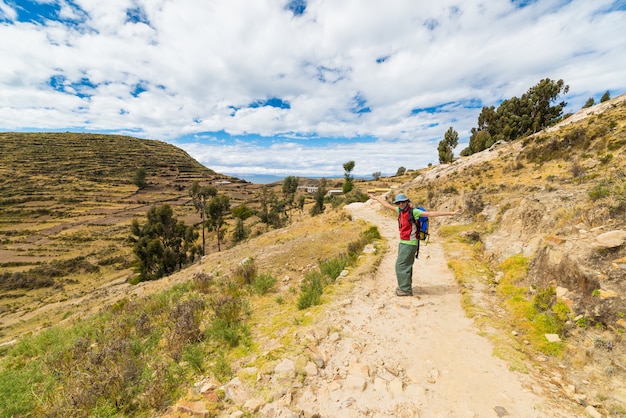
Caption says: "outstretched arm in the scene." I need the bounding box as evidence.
[420,209,461,218]
[368,193,395,211]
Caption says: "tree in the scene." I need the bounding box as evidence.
[463,78,569,156]
[437,141,453,164]
[282,176,299,221]
[342,161,355,193]
[395,166,406,176]
[258,185,270,227]
[133,167,147,190]
[438,126,459,163]
[232,217,248,244]
[206,194,230,252]
[297,195,306,212]
[583,97,595,108]
[130,204,198,282]
[310,178,327,216]
[523,78,569,134]
[466,130,494,155]
[372,171,381,181]
[267,193,287,228]
[258,186,287,229]
[600,91,611,103]
[232,204,253,220]
[189,181,217,256]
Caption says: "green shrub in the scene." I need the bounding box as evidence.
[212,351,232,382]
[182,344,205,373]
[252,272,277,295]
[532,287,555,311]
[297,271,324,310]
[211,295,246,326]
[344,188,369,204]
[209,294,250,347]
[210,319,244,347]
[588,184,610,201]
[599,153,613,164]
[319,255,349,282]
[363,226,381,241]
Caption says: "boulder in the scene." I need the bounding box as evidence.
[595,230,626,249]
[274,358,296,379]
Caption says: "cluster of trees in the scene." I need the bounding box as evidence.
[258,175,305,228]
[583,90,611,109]
[130,160,368,283]
[437,78,576,163]
[131,177,310,282]
[130,182,232,282]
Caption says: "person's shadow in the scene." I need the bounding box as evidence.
[412,283,456,296]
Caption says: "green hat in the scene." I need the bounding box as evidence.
[393,193,409,203]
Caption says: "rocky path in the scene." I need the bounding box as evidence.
[288,201,573,417]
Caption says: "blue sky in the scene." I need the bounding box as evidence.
[1,0,625,182]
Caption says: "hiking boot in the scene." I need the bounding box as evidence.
[395,288,412,297]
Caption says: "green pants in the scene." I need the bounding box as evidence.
[396,243,417,292]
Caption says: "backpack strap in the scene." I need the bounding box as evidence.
[412,207,428,259]
[416,234,421,259]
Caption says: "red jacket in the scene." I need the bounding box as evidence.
[396,206,422,242]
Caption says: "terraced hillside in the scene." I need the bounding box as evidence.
[0,132,257,342]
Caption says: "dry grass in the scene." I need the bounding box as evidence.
[0,132,290,343]
[0,202,381,416]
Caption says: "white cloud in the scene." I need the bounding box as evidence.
[1,0,625,180]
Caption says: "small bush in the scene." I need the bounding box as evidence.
[297,271,324,310]
[192,272,214,294]
[599,153,613,164]
[588,184,610,201]
[182,344,206,373]
[363,226,381,241]
[571,161,585,178]
[344,188,369,204]
[212,351,232,382]
[319,255,349,282]
[252,272,277,295]
[211,295,246,326]
[532,287,555,311]
[169,299,205,345]
[233,257,256,285]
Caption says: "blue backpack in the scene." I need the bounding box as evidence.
[409,206,429,258]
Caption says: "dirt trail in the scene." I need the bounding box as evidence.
[293,201,572,417]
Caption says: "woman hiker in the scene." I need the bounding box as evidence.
[368,192,461,296]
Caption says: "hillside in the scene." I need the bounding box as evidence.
[397,95,626,415]
[409,94,626,327]
[0,132,257,342]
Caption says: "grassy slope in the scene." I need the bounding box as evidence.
[0,203,378,417]
[0,132,254,343]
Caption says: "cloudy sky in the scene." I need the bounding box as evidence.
[1,0,625,182]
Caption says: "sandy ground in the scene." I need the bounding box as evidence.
[295,201,574,417]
